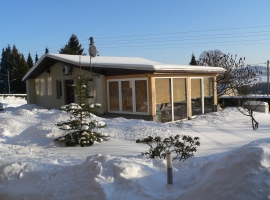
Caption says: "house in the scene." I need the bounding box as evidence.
[22,53,225,122]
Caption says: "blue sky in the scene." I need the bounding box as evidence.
[1,0,270,66]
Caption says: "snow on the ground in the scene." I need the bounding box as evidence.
[0,97,270,199]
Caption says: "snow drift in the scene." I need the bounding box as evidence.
[0,97,269,199]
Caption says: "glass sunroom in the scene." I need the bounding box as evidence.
[106,76,215,123]
[107,78,149,114]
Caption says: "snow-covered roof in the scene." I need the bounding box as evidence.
[22,53,225,81]
[47,53,162,67]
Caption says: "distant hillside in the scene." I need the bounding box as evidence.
[250,65,267,75]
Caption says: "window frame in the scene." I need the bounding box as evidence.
[107,78,149,115]
[191,77,203,115]
[56,80,62,99]
[190,76,215,115]
[203,77,215,114]
[155,77,187,122]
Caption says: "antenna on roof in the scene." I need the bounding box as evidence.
[89,37,99,77]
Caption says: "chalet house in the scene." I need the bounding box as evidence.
[22,53,225,122]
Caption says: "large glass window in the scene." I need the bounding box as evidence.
[173,78,187,120]
[135,80,148,112]
[109,81,119,111]
[108,79,148,113]
[121,81,133,112]
[191,79,202,116]
[156,78,187,122]
[204,77,214,113]
[155,78,172,123]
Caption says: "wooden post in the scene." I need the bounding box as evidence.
[166,152,173,185]
[104,77,108,113]
[213,75,218,111]
[187,77,192,119]
[148,76,156,117]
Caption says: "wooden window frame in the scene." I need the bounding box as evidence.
[56,80,62,99]
[155,77,187,122]
[107,78,149,115]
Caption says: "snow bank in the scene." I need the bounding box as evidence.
[177,139,270,200]
[0,98,270,199]
[0,96,27,108]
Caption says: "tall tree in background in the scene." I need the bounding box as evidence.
[198,49,262,129]
[45,47,49,53]
[198,50,223,67]
[13,54,29,93]
[189,53,198,65]
[35,53,38,63]
[0,45,12,93]
[232,66,262,130]
[59,34,85,55]
[197,50,261,98]
[27,52,34,68]
[0,45,29,94]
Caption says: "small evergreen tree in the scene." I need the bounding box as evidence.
[45,47,49,54]
[55,72,108,147]
[35,53,38,63]
[59,34,85,55]
[27,52,34,68]
[189,53,198,65]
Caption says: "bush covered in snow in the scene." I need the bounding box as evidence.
[136,134,200,162]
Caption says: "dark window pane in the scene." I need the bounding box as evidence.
[204,77,214,113]
[156,78,172,123]
[191,79,202,115]
[173,78,187,120]
[109,82,119,111]
[135,80,148,112]
[121,81,133,112]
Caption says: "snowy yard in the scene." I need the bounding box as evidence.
[0,96,270,199]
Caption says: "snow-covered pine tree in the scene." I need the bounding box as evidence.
[55,72,108,147]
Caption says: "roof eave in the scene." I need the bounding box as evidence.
[154,69,226,74]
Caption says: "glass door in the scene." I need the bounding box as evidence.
[173,78,187,120]
[191,78,202,116]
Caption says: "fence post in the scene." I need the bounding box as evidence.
[166,152,173,185]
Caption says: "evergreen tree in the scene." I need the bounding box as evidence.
[189,53,198,65]
[12,54,29,93]
[0,45,29,94]
[6,45,19,93]
[35,53,38,63]
[55,71,108,147]
[45,47,49,53]
[27,52,34,68]
[0,46,11,93]
[59,34,85,55]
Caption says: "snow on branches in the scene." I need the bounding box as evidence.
[55,73,108,147]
